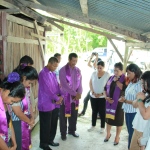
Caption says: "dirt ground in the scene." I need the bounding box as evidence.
[31,113,128,150]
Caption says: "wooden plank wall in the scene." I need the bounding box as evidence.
[0,12,45,120]
[0,12,3,80]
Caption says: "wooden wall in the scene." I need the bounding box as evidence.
[0,11,45,121]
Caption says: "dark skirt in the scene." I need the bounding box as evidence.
[105,102,124,126]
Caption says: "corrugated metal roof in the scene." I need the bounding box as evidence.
[37,0,150,35]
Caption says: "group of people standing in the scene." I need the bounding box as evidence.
[1,51,150,150]
[38,53,82,150]
[79,53,150,150]
[0,55,38,150]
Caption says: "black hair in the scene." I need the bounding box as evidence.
[48,57,58,63]
[0,78,25,99]
[97,61,105,67]
[98,58,102,62]
[141,71,150,103]
[126,64,142,83]
[15,66,38,82]
[54,53,61,58]
[69,53,78,60]
[19,55,34,65]
[114,62,123,71]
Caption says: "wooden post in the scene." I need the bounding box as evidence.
[127,48,133,62]
[123,45,129,72]
[0,12,7,79]
[108,38,123,62]
[33,21,45,66]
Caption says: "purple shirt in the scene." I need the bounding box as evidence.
[38,67,63,112]
[59,65,82,102]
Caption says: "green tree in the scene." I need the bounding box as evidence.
[46,22,107,54]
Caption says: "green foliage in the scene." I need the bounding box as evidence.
[46,23,107,54]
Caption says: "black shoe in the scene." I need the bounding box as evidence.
[114,142,119,146]
[78,112,85,117]
[39,145,52,150]
[68,132,79,138]
[114,137,120,146]
[49,141,59,147]
[104,134,111,142]
[61,135,67,141]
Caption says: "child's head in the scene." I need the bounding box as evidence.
[19,55,34,66]
[15,66,38,88]
[0,72,25,104]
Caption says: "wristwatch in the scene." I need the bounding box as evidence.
[137,99,143,103]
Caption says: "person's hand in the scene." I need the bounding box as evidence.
[105,97,113,103]
[9,144,17,150]
[95,93,103,98]
[94,94,99,98]
[108,99,114,104]
[9,147,16,150]
[140,146,145,150]
[105,97,111,101]
[74,93,81,100]
[113,76,118,82]
[119,96,125,103]
[91,53,94,58]
[116,81,123,89]
[137,92,145,101]
[30,117,35,125]
[56,96,63,104]
[28,118,34,128]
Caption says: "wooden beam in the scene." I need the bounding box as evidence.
[79,0,88,17]
[6,14,44,31]
[33,21,45,64]
[5,0,46,24]
[6,36,45,45]
[47,18,124,41]
[123,46,129,72]
[0,8,20,14]
[141,32,150,39]
[127,49,133,62]
[0,0,18,9]
[126,42,150,48]
[130,48,150,51]
[5,0,64,31]
[108,38,123,62]
[15,0,148,42]
[48,20,64,31]
[44,25,52,31]
[31,32,62,45]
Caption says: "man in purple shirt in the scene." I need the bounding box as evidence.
[59,53,82,141]
[38,57,63,150]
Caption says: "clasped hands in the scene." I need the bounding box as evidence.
[105,97,114,104]
[56,96,64,104]
[72,93,81,100]
[93,92,103,98]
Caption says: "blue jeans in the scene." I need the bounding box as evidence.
[125,112,136,149]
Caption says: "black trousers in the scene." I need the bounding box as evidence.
[39,108,59,146]
[60,103,78,136]
[81,91,90,114]
[12,121,22,150]
[90,97,106,128]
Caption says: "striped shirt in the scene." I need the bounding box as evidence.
[10,89,31,121]
[122,81,142,113]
